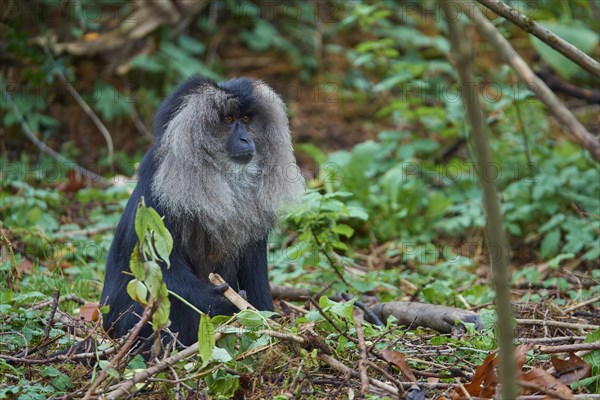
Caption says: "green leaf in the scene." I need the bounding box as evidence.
[134,201,149,244]
[331,241,348,251]
[241,20,278,51]
[539,214,566,233]
[130,54,164,73]
[126,279,148,306]
[426,192,452,218]
[40,367,61,377]
[90,82,133,121]
[530,23,599,79]
[178,35,205,55]
[211,347,233,363]
[585,328,600,344]
[134,201,173,267]
[198,313,215,367]
[129,243,144,279]
[348,206,369,221]
[540,229,561,259]
[237,309,267,329]
[126,355,146,369]
[145,207,173,267]
[297,143,327,165]
[98,360,120,379]
[27,207,42,224]
[332,224,354,238]
[319,296,355,320]
[145,260,164,298]
[151,284,171,330]
[548,253,575,268]
[205,370,240,397]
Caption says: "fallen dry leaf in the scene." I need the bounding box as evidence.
[515,343,533,369]
[522,367,573,399]
[453,351,498,399]
[551,352,591,385]
[16,258,34,275]
[381,348,417,382]
[56,170,86,193]
[83,32,100,41]
[79,301,100,322]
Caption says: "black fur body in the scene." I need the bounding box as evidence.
[101,77,303,346]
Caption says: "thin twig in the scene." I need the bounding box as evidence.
[167,365,181,400]
[131,107,153,141]
[455,377,473,399]
[308,298,357,345]
[564,295,600,313]
[353,310,370,395]
[341,292,384,326]
[103,341,202,399]
[516,319,598,331]
[0,80,109,186]
[475,0,600,78]
[536,341,600,354]
[54,71,114,164]
[85,304,154,399]
[0,225,19,289]
[517,336,585,344]
[310,227,349,286]
[42,290,60,343]
[0,345,117,364]
[364,360,406,396]
[54,226,114,238]
[30,294,86,310]
[104,327,302,398]
[318,354,399,397]
[514,100,533,167]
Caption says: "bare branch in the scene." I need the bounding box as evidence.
[0,80,110,187]
[54,71,114,164]
[476,0,600,78]
[85,304,154,399]
[103,341,202,399]
[456,1,600,162]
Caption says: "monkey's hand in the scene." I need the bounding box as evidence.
[208,273,256,313]
[206,283,245,316]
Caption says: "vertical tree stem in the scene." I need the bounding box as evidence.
[442,2,518,399]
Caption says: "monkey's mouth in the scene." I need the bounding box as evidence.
[230,151,254,164]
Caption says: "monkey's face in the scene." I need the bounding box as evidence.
[221,113,256,164]
[152,76,304,227]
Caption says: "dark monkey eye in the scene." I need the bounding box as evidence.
[223,115,235,124]
[241,115,252,124]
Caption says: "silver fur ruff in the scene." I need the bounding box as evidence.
[150,79,304,278]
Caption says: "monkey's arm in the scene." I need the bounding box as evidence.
[160,251,240,344]
[236,239,274,312]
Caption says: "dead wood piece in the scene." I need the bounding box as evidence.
[270,285,312,301]
[371,302,482,334]
[44,0,209,57]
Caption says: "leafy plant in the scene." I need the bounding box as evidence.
[125,198,173,345]
[278,189,367,292]
[130,33,221,84]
